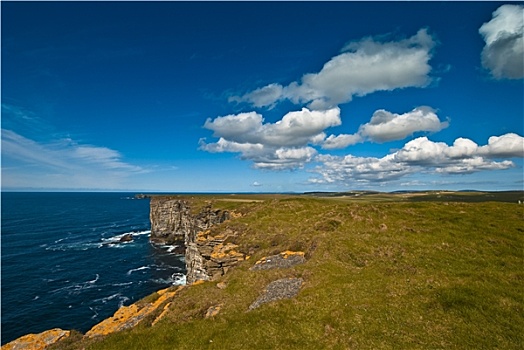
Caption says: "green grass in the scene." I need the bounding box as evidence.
[52,196,524,350]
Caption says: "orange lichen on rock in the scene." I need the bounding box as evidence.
[205,304,223,318]
[151,302,172,326]
[84,286,182,338]
[229,211,243,219]
[1,328,70,350]
[280,251,305,259]
[210,243,246,262]
[196,230,211,242]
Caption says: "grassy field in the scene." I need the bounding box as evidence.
[53,194,523,349]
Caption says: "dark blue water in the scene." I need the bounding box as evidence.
[1,192,185,344]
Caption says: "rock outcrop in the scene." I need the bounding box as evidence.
[149,197,246,285]
[149,198,194,244]
[1,328,70,350]
[250,251,306,271]
[186,229,249,284]
[85,287,182,338]
[248,278,304,311]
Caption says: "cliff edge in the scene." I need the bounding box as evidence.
[149,197,247,284]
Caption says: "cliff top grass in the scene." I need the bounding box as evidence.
[52,193,523,350]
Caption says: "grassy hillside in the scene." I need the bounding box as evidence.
[53,195,523,349]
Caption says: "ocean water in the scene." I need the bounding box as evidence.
[1,192,185,344]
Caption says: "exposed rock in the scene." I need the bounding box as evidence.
[250,251,306,271]
[216,282,227,289]
[248,278,304,310]
[186,229,248,284]
[149,198,243,285]
[1,328,70,350]
[119,233,134,242]
[151,302,172,326]
[149,198,193,245]
[84,286,182,338]
[379,223,388,231]
[205,304,223,318]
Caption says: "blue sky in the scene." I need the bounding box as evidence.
[2,1,523,192]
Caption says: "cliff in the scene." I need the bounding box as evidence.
[149,197,247,284]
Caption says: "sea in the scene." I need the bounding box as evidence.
[1,192,186,345]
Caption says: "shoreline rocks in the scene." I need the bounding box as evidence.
[1,328,70,350]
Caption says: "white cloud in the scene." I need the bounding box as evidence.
[233,29,436,110]
[229,84,284,108]
[200,108,340,169]
[311,134,523,185]
[323,133,364,149]
[204,108,340,148]
[1,129,144,189]
[479,4,524,79]
[358,106,448,142]
[203,111,264,143]
[322,106,449,149]
[478,133,524,158]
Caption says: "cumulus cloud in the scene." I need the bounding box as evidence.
[232,29,436,110]
[203,108,340,148]
[323,133,364,149]
[200,108,340,169]
[479,4,524,79]
[322,106,449,149]
[478,133,524,158]
[311,133,523,185]
[229,84,284,108]
[1,129,144,189]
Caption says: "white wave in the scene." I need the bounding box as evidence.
[49,274,99,295]
[172,273,186,286]
[101,230,151,244]
[151,272,186,286]
[89,306,99,319]
[46,242,102,251]
[95,293,121,304]
[127,266,150,276]
[87,274,100,284]
[134,230,151,236]
[118,296,130,307]
[112,282,133,287]
[165,245,179,253]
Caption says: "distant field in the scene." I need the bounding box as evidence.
[306,190,524,203]
[54,194,523,350]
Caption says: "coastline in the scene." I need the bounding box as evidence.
[2,192,524,349]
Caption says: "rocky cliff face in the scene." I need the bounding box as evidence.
[149,198,193,244]
[150,197,247,284]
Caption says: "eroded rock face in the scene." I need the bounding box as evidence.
[186,229,248,284]
[150,198,193,244]
[149,198,230,245]
[1,328,70,350]
[149,198,244,285]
